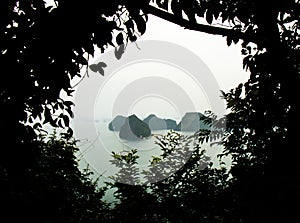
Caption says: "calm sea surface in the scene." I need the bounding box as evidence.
[73,120,230,182]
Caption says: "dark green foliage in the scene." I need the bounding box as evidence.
[1,130,109,223]
[152,1,299,221]
[1,0,299,222]
[0,1,152,221]
[108,130,230,222]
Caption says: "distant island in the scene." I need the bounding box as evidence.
[143,114,177,131]
[108,112,210,141]
[108,115,126,131]
[177,112,210,131]
[119,115,151,140]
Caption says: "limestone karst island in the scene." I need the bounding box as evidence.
[108,112,209,141]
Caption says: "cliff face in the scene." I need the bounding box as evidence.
[165,119,178,130]
[119,115,151,140]
[143,114,178,131]
[177,112,209,131]
[143,114,166,130]
[109,113,209,137]
[108,115,126,131]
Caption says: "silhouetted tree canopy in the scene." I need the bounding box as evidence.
[1,0,299,222]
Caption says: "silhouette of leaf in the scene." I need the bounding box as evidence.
[33,123,42,129]
[89,62,107,75]
[62,115,69,127]
[58,119,63,128]
[114,44,125,60]
[116,33,124,45]
[43,107,52,124]
[134,15,146,35]
[171,0,182,17]
[66,107,74,118]
[227,37,233,46]
[129,35,137,42]
[206,10,213,24]
[243,55,251,70]
[125,19,135,31]
[156,0,168,10]
[67,127,73,136]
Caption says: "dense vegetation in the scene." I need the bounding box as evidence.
[1,0,299,222]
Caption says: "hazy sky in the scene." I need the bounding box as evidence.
[142,16,248,89]
[69,13,247,180]
[71,15,249,122]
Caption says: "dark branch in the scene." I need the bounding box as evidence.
[145,5,258,43]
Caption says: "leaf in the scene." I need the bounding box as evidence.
[89,61,107,76]
[196,6,206,18]
[67,127,73,136]
[66,107,74,118]
[83,42,94,56]
[235,84,243,97]
[171,0,182,17]
[59,103,64,109]
[43,107,52,124]
[129,35,137,42]
[243,55,251,70]
[114,44,125,60]
[58,119,63,128]
[183,8,196,23]
[77,55,88,65]
[125,19,135,31]
[226,37,233,46]
[98,62,107,68]
[233,36,239,44]
[33,123,42,129]
[28,116,34,123]
[53,102,59,110]
[64,101,75,107]
[134,15,146,35]
[116,33,124,45]
[241,48,248,55]
[206,10,213,24]
[67,89,75,96]
[156,0,168,10]
[62,115,69,127]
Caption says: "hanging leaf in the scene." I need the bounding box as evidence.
[66,107,74,118]
[125,18,135,30]
[183,8,196,23]
[43,107,52,124]
[129,35,137,42]
[243,55,251,70]
[67,127,73,136]
[33,123,42,129]
[62,114,69,127]
[64,101,75,107]
[156,0,168,10]
[89,61,107,76]
[171,0,182,17]
[134,15,146,35]
[58,119,63,128]
[116,33,124,45]
[206,10,213,24]
[114,44,125,60]
[227,36,233,46]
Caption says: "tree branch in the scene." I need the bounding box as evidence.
[145,5,258,43]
